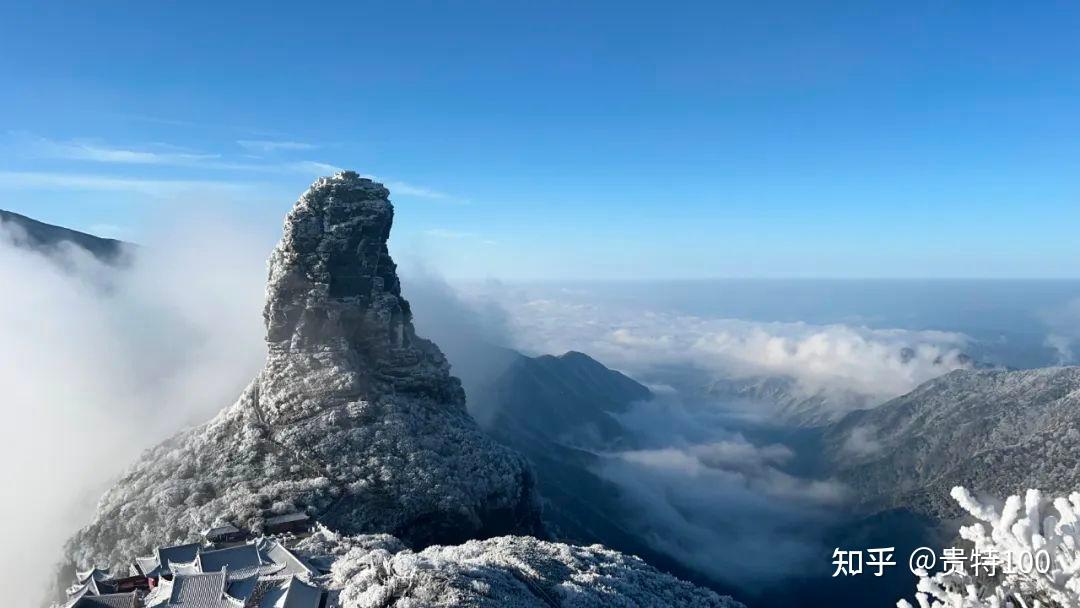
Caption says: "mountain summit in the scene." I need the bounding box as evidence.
[66,172,542,570]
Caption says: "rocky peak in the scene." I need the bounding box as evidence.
[65,173,542,571]
[259,171,464,425]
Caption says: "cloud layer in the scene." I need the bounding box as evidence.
[594,393,846,587]
[0,214,266,603]
[465,284,972,415]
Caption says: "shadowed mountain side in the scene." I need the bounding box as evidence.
[0,209,127,264]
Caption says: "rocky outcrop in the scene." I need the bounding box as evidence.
[65,172,543,571]
[824,366,1080,517]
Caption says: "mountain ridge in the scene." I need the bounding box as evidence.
[824,365,1080,518]
[0,208,127,263]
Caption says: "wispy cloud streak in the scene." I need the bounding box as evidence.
[237,139,318,153]
[0,171,249,195]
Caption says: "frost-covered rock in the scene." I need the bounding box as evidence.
[825,367,1080,517]
[65,172,542,572]
[322,534,744,608]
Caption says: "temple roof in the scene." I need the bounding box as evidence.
[134,555,159,576]
[168,570,227,607]
[224,575,258,603]
[257,539,316,577]
[280,576,322,608]
[76,567,112,584]
[71,593,138,608]
[264,512,310,527]
[197,543,283,580]
[203,524,241,539]
[156,543,201,575]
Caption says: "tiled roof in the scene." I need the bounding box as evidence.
[67,577,101,599]
[264,512,310,526]
[135,555,159,576]
[198,544,265,580]
[224,575,258,603]
[281,576,323,608]
[157,543,201,575]
[258,539,317,577]
[203,524,241,539]
[170,560,201,576]
[71,592,137,608]
[168,569,227,607]
[76,567,112,584]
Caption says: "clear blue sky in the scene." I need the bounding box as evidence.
[2,1,1079,279]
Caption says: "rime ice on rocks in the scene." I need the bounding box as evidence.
[65,172,543,572]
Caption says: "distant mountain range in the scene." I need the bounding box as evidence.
[823,366,1080,518]
[0,209,127,263]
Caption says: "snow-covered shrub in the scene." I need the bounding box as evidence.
[899,486,1080,608]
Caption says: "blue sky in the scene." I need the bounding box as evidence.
[1,1,1079,279]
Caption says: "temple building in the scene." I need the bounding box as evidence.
[62,536,324,608]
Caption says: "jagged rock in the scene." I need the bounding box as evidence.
[65,172,543,572]
[824,366,1080,517]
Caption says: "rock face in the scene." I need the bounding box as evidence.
[65,172,542,571]
[823,366,1080,518]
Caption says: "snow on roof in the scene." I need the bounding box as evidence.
[167,569,227,607]
[76,567,112,584]
[134,555,159,576]
[68,576,101,599]
[264,512,310,526]
[197,544,265,581]
[224,575,258,603]
[169,560,200,576]
[280,576,322,608]
[156,543,201,574]
[257,539,317,577]
[70,592,138,608]
[202,524,241,537]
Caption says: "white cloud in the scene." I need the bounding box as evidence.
[384,180,451,200]
[0,212,266,603]
[358,172,454,201]
[9,133,455,201]
[1041,297,1080,364]
[0,171,249,196]
[459,284,972,416]
[21,134,219,165]
[236,139,318,153]
[842,425,883,456]
[593,396,847,585]
[288,160,343,174]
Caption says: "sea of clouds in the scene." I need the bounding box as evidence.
[453,282,974,416]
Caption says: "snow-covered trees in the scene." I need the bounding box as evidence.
[325,534,745,608]
[899,486,1080,608]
